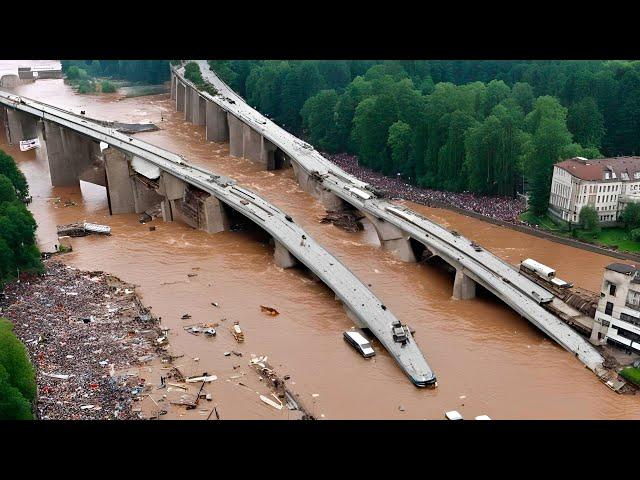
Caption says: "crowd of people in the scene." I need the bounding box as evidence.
[325,153,526,224]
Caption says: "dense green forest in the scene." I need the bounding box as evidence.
[0,150,42,286]
[208,60,640,215]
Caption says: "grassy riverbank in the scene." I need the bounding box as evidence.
[519,210,640,254]
[619,367,640,386]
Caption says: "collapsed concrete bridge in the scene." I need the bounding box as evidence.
[0,89,436,387]
[169,60,606,373]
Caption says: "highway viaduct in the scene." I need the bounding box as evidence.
[170,60,606,374]
[0,89,436,387]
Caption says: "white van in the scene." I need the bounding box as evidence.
[343,331,375,358]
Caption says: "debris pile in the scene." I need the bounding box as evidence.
[260,305,279,316]
[0,260,168,420]
[320,210,364,233]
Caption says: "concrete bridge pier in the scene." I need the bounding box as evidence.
[184,85,194,122]
[157,171,187,224]
[176,81,186,113]
[5,108,37,145]
[453,268,476,300]
[35,120,48,164]
[228,113,244,157]
[42,122,101,187]
[199,195,230,234]
[104,148,136,215]
[131,177,163,214]
[205,100,229,142]
[43,121,73,186]
[273,239,298,269]
[193,94,206,126]
[60,128,104,186]
[160,199,173,222]
[362,212,417,263]
[170,75,176,101]
[291,161,348,211]
[242,124,262,163]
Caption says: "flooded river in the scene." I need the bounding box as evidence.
[2,61,638,419]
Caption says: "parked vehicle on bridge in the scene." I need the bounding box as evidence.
[521,258,556,279]
[343,330,375,358]
[391,320,409,344]
[520,258,573,291]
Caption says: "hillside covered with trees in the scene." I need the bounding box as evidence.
[209,60,640,215]
[0,150,42,286]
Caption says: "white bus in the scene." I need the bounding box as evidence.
[520,258,556,279]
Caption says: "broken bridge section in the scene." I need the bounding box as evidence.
[0,89,437,388]
[170,61,605,374]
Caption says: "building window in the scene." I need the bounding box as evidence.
[605,302,614,315]
[618,328,640,343]
[620,313,640,327]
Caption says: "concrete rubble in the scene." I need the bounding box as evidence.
[0,260,169,420]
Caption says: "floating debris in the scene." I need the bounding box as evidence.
[260,305,280,316]
[186,374,217,383]
[231,322,244,343]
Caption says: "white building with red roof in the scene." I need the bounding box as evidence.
[548,156,640,225]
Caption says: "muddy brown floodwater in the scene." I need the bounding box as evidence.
[2,60,639,419]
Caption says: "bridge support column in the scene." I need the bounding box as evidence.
[273,239,297,269]
[193,94,206,126]
[362,212,417,262]
[0,107,7,142]
[243,125,262,163]
[291,161,348,211]
[453,268,476,300]
[104,148,135,215]
[160,199,173,222]
[43,121,87,187]
[205,100,229,142]
[132,178,162,214]
[227,113,244,157]
[170,74,176,101]
[185,86,194,122]
[34,120,48,164]
[200,195,229,234]
[60,128,103,187]
[261,137,278,170]
[176,82,186,112]
[157,171,187,224]
[5,109,24,145]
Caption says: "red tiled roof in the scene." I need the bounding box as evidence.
[555,156,640,181]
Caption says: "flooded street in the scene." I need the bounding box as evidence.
[2,60,639,419]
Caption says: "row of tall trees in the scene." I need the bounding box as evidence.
[208,60,630,214]
[0,150,42,286]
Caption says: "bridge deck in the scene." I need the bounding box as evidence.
[180,61,605,372]
[0,90,436,387]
